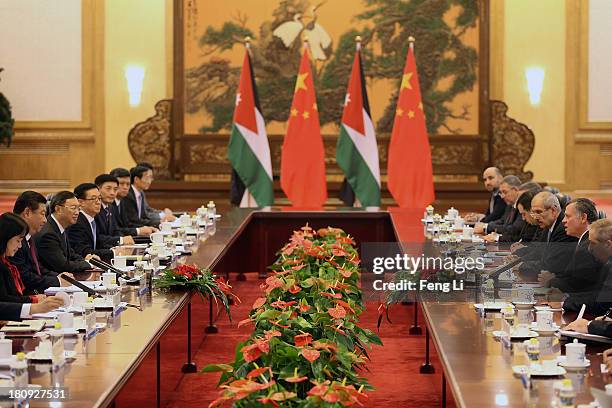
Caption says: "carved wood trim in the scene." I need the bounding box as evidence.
[127,99,173,179]
[490,99,535,180]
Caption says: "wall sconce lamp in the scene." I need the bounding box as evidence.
[525,67,545,106]
[124,65,145,107]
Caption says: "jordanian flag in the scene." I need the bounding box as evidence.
[228,48,274,207]
[336,45,381,207]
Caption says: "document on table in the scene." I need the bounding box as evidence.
[559,330,612,344]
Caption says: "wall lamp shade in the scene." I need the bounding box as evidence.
[124,65,145,107]
[525,67,545,106]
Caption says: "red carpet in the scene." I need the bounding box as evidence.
[157,273,455,408]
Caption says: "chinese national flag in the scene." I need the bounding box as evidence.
[387,44,435,209]
[280,47,327,207]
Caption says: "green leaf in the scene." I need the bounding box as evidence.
[200,363,233,373]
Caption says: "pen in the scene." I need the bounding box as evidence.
[603,307,612,319]
[577,304,586,320]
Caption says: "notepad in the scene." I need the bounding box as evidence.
[559,330,612,344]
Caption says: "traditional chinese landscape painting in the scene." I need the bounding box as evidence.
[182,0,482,138]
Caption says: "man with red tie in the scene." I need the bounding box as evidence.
[10,191,73,293]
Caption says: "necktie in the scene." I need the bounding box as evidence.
[91,220,97,249]
[140,194,145,218]
[28,239,42,276]
[136,193,142,218]
[505,207,515,225]
[104,206,111,232]
[489,193,495,214]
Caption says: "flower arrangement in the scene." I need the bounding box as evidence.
[203,225,382,407]
[155,264,236,320]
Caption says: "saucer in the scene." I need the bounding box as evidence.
[512,301,537,309]
[493,330,539,339]
[513,364,566,376]
[474,302,512,310]
[557,356,591,369]
[25,350,77,362]
[530,322,560,334]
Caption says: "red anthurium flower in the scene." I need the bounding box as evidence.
[265,276,284,293]
[321,292,342,299]
[208,395,231,408]
[313,340,338,353]
[256,398,279,408]
[301,348,321,363]
[240,344,262,363]
[286,374,308,383]
[246,366,271,379]
[291,264,306,271]
[308,380,330,397]
[253,337,270,353]
[339,268,353,278]
[336,300,355,314]
[274,269,292,276]
[270,300,296,309]
[322,392,340,403]
[331,246,348,257]
[252,297,267,310]
[294,333,312,347]
[348,254,360,265]
[214,277,233,294]
[299,303,311,313]
[237,318,253,328]
[288,284,302,294]
[328,305,347,319]
[330,325,347,335]
[264,330,281,341]
[271,320,290,329]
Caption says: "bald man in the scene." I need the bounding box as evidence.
[466,167,507,224]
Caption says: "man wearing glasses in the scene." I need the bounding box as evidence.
[33,191,98,273]
[68,183,129,262]
[518,191,577,279]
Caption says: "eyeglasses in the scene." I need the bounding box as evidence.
[82,196,102,202]
[529,208,551,217]
[59,204,80,212]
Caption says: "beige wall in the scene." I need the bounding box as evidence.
[503,0,566,185]
[104,0,171,172]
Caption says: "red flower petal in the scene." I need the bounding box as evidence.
[264,330,281,340]
[328,305,347,319]
[321,292,342,299]
[301,348,320,363]
[285,375,308,383]
[240,344,262,363]
[237,318,253,328]
[294,333,312,347]
[246,366,270,379]
[252,297,267,310]
[288,284,302,294]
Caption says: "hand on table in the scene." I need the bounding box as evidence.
[510,242,526,253]
[483,233,498,243]
[161,208,176,222]
[85,254,101,262]
[58,272,74,287]
[30,296,64,314]
[474,223,487,235]
[564,318,590,333]
[538,270,555,286]
[122,236,135,245]
[138,226,156,236]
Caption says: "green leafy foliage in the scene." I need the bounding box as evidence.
[203,225,381,407]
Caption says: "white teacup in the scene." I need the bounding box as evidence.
[516,309,533,325]
[180,214,191,226]
[160,222,172,232]
[565,340,586,366]
[536,310,554,330]
[454,217,465,229]
[150,232,164,244]
[512,323,531,337]
[111,256,128,269]
[541,358,557,371]
[72,291,89,306]
[100,272,117,287]
[463,226,473,238]
[447,207,459,220]
[57,312,74,329]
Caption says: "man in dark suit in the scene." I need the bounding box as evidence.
[480,175,522,239]
[9,191,72,294]
[519,192,578,279]
[465,167,507,224]
[510,191,541,246]
[94,174,139,243]
[539,198,603,293]
[562,218,612,331]
[136,162,176,224]
[0,298,64,321]
[122,166,160,228]
[109,168,155,236]
[68,183,124,261]
[34,191,96,273]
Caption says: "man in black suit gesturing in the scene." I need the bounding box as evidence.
[465,167,507,224]
[10,191,73,293]
[122,166,160,228]
[34,191,97,273]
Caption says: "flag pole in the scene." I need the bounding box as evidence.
[243,35,254,208]
[355,35,362,52]
[408,35,415,50]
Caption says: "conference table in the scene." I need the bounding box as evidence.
[7,208,609,407]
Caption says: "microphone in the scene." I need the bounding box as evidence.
[88,258,129,279]
[58,274,102,298]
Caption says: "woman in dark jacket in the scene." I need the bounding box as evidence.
[0,213,41,304]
